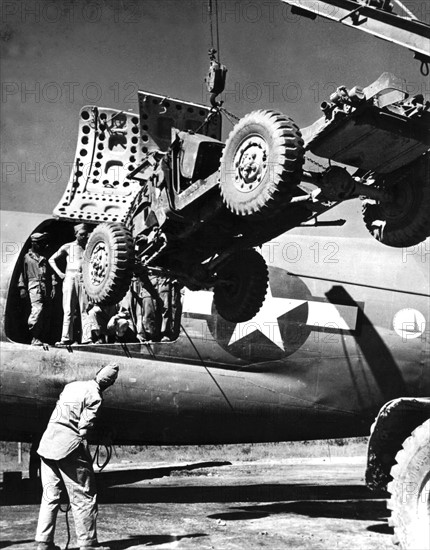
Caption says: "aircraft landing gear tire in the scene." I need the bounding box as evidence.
[83,222,134,305]
[219,110,304,217]
[213,249,268,323]
[387,418,430,550]
[362,154,430,247]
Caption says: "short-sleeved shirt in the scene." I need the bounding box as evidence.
[18,250,54,290]
[38,380,102,460]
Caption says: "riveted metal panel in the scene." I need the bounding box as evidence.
[53,107,145,224]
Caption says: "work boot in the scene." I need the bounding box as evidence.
[31,338,43,346]
[55,339,72,346]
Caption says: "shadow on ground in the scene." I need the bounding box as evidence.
[1,463,389,527]
[96,534,207,549]
[0,464,393,548]
[1,473,388,522]
[0,535,207,550]
[0,461,231,505]
[207,499,389,522]
[96,483,387,505]
[100,461,231,487]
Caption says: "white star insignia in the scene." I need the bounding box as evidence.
[228,287,306,350]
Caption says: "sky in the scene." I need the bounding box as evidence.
[1,0,429,214]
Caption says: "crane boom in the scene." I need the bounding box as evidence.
[281,0,430,64]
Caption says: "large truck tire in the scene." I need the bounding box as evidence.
[83,222,134,305]
[362,154,430,247]
[219,110,304,217]
[387,418,430,550]
[213,249,268,323]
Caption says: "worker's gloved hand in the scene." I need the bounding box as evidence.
[19,288,28,299]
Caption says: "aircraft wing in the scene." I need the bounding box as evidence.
[280,0,430,64]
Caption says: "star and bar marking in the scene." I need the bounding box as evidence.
[183,287,360,351]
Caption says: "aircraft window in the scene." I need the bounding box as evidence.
[83,277,182,345]
[5,220,182,347]
[5,219,74,346]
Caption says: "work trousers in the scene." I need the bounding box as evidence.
[139,295,159,340]
[28,281,50,340]
[36,446,98,547]
[62,272,89,342]
[132,277,160,341]
[158,280,182,340]
[84,304,117,342]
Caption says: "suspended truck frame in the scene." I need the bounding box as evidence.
[54,73,430,323]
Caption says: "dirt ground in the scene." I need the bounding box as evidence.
[0,457,393,550]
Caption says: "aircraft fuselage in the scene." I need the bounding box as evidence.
[1,206,429,445]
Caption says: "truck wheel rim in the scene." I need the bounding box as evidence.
[233,135,268,192]
[89,242,109,286]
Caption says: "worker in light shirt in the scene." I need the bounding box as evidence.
[35,363,119,550]
[49,223,91,345]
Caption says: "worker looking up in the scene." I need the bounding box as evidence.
[18,232,57,346]
[49,223,91,345]
[35,363,119,550]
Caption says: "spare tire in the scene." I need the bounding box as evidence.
[387,419,430,550]
[213,249,268,323]
[83,222,134,305]
[362,154,430,247]
[219,110,304,217]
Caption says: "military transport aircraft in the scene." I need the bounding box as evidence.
[1,200,429,547]
[1,1,429,550]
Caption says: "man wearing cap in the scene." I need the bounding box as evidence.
[18,232,57,346]
[49,224,91,345]
[35,363,119,550]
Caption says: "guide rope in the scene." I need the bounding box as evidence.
[181,323,234,411]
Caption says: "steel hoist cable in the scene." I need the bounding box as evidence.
[206,0,227,108]
[208,0,221,62]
